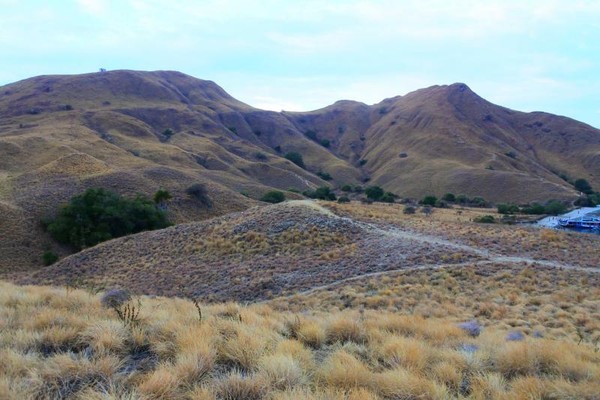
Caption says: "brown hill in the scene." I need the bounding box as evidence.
[16,200,600,303]
[1,70,599,272]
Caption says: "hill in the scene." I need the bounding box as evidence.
[1,70,599,272]
[16,200,600,303]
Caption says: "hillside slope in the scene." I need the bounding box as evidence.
[1,70,599,271]
[18,201,600,303]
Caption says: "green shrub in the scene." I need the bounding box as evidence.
[186,183,213,208]
[285,152,305,169]
[320,139,330,148]
[255,152,267,160]
[337,196,350,203]
[442,193,456,202]
[341,185,353,192]
[470,196,488,208]
[305,187,336,201]
[420,195,437,206]
[260,190,285,204]
[42,251,58,266]
[497,203,519,214]
[474,215,496,223]
[304,130,318,140]
[365,186,384,200]
[403,206,416,214]
[153,189,172,205]
[380,192,396,203]
[521,203,545,215]
[574,178,593,194]
[544,200,567,215]
[46,188,171,250]
[317,171,332,181]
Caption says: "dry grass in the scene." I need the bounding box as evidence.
[273,264,600,343]
[1,280,599,399]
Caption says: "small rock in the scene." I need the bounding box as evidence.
[506,331,525,341]
[100,288,131,309]
[458,320,482,337]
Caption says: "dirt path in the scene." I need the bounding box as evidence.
[277,201,600,299]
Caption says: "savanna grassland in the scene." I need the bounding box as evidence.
[1,200,600,399]
[1,280,599,400]
[3,70,600,273]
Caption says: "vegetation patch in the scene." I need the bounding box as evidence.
[45,188,171,250]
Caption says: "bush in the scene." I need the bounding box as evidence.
[521,203,546,215]
[365,186,384,201]
[353,185,364,194]
[474,215,496,223]
[42,251,58,266]
[341,185,353,192]
[420,195,437,206]
[304,130,318,140]
[46,188,171,250]
[305,187,336,201]
[574,196,596,207]
[497,203,519,214]
[403,206,416,214]
[255,152,268,160]
[434,200,448,208]
[470,196,488,208]
[442,193,456,202]
[186,183,213,208]
[285,152,305,169]
[320,139,330,148]
[153,189,172,205]
[162,128,174,138]
[358,159,367,166]
[260,191,285,204]
[544,200,567,215]
[380,192,396,203]
[317,171,332,181]
[337,196,350,203]
[574,178,593,194]
[455,194,468,204]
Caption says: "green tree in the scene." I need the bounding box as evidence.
[260,190,286,204]
[306,186,337,201]
[317,171,332,181]
[42,251,58,266]
[497,203,520,215]
[442,193,456,202]
[574,179,593,194]
[153,189,172,209]
[284,152,305,169]
[544,200,567,215]
[365,186,384,200]
[380,192,396,203]
[46,188,170,250]
[420,195,437,206]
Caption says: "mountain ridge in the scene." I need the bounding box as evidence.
[1,70,599,272]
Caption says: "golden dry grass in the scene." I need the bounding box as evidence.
[1,280,599,400]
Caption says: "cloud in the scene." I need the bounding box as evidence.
[76,0,107,15]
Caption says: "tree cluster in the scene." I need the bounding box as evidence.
[46,188,171,250]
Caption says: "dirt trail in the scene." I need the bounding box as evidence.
[279,201,600,299]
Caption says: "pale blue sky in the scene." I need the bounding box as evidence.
[1,0,599,128]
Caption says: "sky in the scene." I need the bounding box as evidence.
[1,0,599,128]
